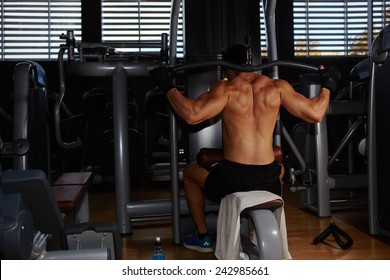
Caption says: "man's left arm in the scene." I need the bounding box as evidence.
[151,66,227,125]
[166,82,228,125]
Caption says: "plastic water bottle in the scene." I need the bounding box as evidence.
[152,236,165,260]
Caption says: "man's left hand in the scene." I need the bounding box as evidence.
[320,66,341,93]
[150,66,175,93]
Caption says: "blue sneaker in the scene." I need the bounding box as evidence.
[183,232,213,253]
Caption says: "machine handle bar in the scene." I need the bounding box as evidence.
[55,46,82,149]
[173,60,319,73]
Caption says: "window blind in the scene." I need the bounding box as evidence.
[293,0,390,57]
[101,0,184,57]
[260,1,267,57]
[0,0,82,60]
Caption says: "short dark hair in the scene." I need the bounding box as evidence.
[223,44,247,65]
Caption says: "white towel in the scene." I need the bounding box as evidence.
[215,191,292,260]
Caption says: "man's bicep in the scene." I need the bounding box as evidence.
[187,91,226,123]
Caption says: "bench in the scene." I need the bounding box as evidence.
[197,147,287,259]
[239,198,284,259]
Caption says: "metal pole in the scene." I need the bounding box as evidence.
[367,61,378,234]
[263,0,279,79]
[112,65,131,234]
[13,62,31,170]
[263,0,281,147]
[169,0,182,245]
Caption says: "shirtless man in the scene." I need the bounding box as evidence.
[150,44,340,253]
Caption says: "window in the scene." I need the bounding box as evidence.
[101,0,184,57]
[0,0,82,60]
[294,0,390,57]
[260,1,267,57]
[102,1,267,59]
[7,1,386,60]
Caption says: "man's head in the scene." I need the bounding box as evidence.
[223,44,248,65]
[222,44,248,80]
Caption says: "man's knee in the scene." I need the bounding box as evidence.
[183,162,208,187]
[183,162,197,179]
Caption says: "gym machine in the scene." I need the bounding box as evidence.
[54,1,318,251]
[1,60,121,259]
[2,169,120,259]
[259,0,369,217]
[1,61,51,176]
[55,1,354,258]
[367,24,390,237]
[55,0,317,241]
[287,69,369,217]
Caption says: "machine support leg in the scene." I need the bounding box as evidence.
[314,120,331,217]
[169,109,181,245]
[112,66,131,234]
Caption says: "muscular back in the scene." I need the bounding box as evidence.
[166,70,330,165]
[222,72,281,165]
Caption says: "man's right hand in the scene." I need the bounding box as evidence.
[320,66,341,93]
[150,65,175,93]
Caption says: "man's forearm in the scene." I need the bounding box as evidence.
[311,87,330,122]
[166,88,193,123]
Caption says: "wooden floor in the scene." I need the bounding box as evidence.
[83,179,390,260]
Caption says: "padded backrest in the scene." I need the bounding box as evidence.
[2,169,64,234]
[350,58,371,81]
[371,24,390,64]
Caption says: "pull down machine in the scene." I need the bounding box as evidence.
[55,1,333,250]
[56,39,319,243]
[53,1,318,247]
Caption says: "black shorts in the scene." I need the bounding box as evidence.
[204,160,282,203]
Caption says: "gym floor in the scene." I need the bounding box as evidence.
[62,179,390,260]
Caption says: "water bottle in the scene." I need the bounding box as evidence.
[152,236,165,260]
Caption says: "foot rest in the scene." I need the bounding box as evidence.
[61,222,122,260]
[52,172,93,212]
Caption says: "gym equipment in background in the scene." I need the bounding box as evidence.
[1,60,122,260]
[367,24,390,237]
[2,169,121,260]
